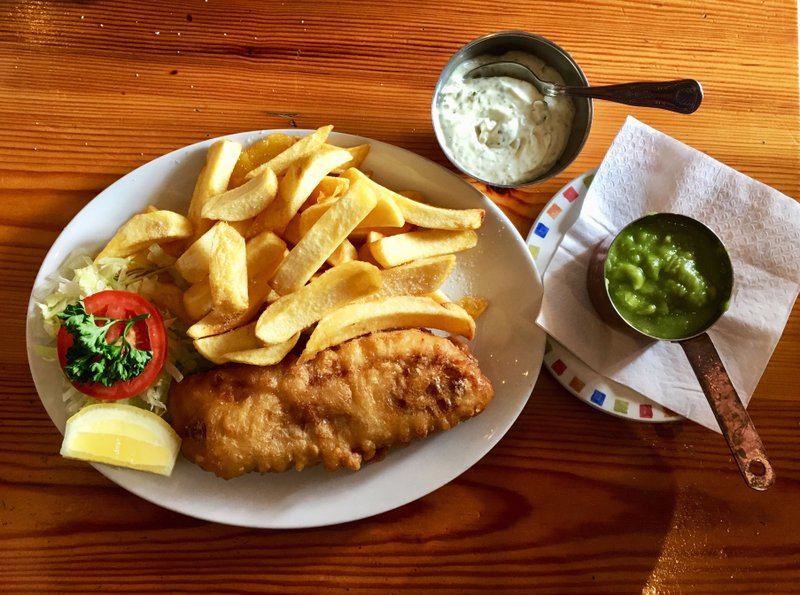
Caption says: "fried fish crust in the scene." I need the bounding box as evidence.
[169,329,494,478]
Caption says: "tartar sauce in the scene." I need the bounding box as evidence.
[436,51,575,185]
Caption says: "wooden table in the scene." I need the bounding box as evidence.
[3,1,798,592]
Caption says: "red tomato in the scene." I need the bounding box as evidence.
[57,290,167,400]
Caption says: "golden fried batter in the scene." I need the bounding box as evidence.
[168,329,494,478]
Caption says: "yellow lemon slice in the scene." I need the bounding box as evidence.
[60,403,181,476]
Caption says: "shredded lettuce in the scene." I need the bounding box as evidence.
[36,252,149,338]
[146,244,177,268]
[60,369,175,417]
[34,249,200,417]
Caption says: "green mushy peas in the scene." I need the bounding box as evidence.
[604,215,732,340]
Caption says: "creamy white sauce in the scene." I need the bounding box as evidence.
[436,51,575,185]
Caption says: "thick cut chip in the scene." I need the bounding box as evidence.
[356,230,385,265]
[221,332,300,366]
[256,260,382,345]
[185,233,286,338]
[228,156,253,191]
[370,229,477,268]
[246,145,352,236]
[243,231,287,289]
[391,192,485,230]
[209,222,248,316]
[95,210,192,262]
[193,322,263,364]
[228,220,250,235]
[201,167,278,221]
[244,125,333,181]
[187,140,242,238]
[312,176,349,202]
[265,288,281,304]
[299,192,404,234]
[359,196,405,229]
[176,220,251,284]
[357,238,380,265]
[341,168,484,230]
[183,281,213,322]
[240,231,287,314]
[457,296,489,320]
[329,143,371,173]
[301,296,475,361]
[426,289,452,304]
[327,238,357,266]
[349,223,413,242]
[174,222,219,283]
[269,179,378,295]
[138,278,192,323]
[185,231,286,325]
[193,322,299,366]
[187,310,242,340]
[372,254,456,298]
[365,230,385,243]
[282,212,303,245]
[339,168,405,228]
[245,133,296,165]
[297,202,331,235]
[229,133,295,188]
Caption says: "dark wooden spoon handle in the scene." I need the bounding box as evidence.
[562,79,703,114]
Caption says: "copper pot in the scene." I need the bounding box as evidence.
[587,213,774,491]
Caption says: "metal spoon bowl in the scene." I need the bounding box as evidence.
[586,213,774,491]
[467,61,703,114]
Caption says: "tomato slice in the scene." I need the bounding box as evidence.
[57,290,167,400]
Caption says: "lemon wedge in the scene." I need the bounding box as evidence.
[60,403,181,476]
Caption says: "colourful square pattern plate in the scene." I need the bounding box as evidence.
[526,170,679,423]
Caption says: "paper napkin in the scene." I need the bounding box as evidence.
[536,117,800,432]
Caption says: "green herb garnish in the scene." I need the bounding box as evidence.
[57,301,153,387]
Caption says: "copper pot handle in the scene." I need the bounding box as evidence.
[680,333,775,491]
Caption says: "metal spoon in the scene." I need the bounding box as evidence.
[467,61,703,114]
[586,213,774,491]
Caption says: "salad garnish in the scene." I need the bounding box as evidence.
[57,300,153,387]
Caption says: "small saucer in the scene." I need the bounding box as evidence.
[526,170,681,423]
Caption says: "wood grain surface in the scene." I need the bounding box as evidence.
[1,0,798,592]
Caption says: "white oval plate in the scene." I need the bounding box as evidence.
[526,170,679,423]
[26,130,546,528]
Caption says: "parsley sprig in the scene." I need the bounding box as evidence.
[57,301,153,387]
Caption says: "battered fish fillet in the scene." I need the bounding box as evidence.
[168,329,494,479]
